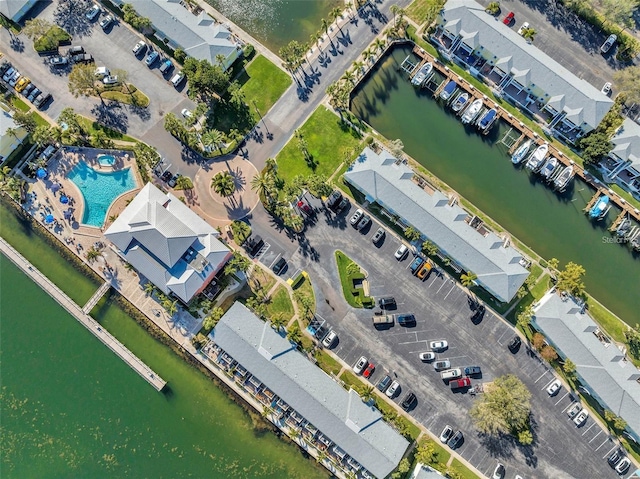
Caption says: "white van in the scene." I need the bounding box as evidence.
[170,71,184,87]
[440,368,462,380]
[94,66,109,78]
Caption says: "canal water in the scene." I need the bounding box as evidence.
[0,203,327,478]
[351,44,639,326]
[205,0,341,53]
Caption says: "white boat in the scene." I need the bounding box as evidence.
[511,139,532,164]
[539,157,558,180]
[589,195,610,219]
[461,99,483,124]
[411,62,433,86]
[476,108,498,134]
[553,165,574,190]
[440,80,457,101]
[451,93,469,113]
[525,143,549,172]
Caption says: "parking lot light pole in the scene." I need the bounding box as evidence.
[252,100,269,136]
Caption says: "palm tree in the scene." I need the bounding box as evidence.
[270,315,287,332]
[211,172,236,198]
[390,4,400,26]
[422,240,438,257]
[362,48,374,64]
[352,60,365,77]
[310,31,323,53]
[321,18,332,45]
[251,171,275,201]
[330,7,343,32]
[461,271,477,288]
[86,247,101,263]
[373,38,386,53]
[359,385,375,402]
[202,129,226,154]
[342,69,356,85]
[522,27,536,42]
[144,282,155,296]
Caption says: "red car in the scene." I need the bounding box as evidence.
[363,363,375,379]
[503,12,514,25]
[297,200,313,216]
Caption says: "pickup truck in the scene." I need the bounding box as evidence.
[372,312,395,326]
[450,377,471,389]
[410,256,425,274]
[71,53,94,64]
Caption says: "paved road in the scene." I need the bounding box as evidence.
[248,194,620,479]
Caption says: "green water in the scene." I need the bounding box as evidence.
[206,0,342,53]
[0,203,327,478]
[351,44,639,326]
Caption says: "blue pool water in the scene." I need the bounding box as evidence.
[98,154,116,166]
[68,161,137,227]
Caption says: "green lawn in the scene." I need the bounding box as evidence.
[406,0,444,25]
[11,97,30,112]
[250,266,277,293]
[101,84,150,108]
[265,285,295,322]
[314,350,342,376]
[335,250,374,308]
[239,55,291,115]
[292,272,316,322]
[449,458,481,479]
[77,116,137,142]
[33,25,71,53]
[275,106,363,183]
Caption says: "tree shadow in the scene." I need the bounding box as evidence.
[129,104,151,122]
[91,102,129,134]
[9,36,24,52]
[53,0,93,38]
[224,194,251,220]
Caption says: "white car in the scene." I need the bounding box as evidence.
[546,379,562,396]
[517,22,530,36]
[385,380,400,398]
[439,425,453,443]
[353,356,368,374]
[419,351,435,361]
[430,340,448,351]
[102,75,118,85]
[132,40,147,56]
[601,82,612,95]
[492,462,505,479]
[566,402,582,418]
[615,457,631,474]
[394,244,408,260]
[86,4,101,20]
[573,409,589,426]
[322,330,337,348]
[181,108,193,119]
[601,34,617,53]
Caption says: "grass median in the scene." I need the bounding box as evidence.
[335,250,374,308]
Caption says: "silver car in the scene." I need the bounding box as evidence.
[353,356,368,374]
[349,208,364,226]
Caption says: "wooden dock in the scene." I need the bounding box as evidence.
[0,238,166,392]
[410,45,640,224]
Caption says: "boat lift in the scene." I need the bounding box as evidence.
[400,55,419,75]
[498,127,521,151]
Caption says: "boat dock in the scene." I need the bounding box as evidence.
[0,237,166,392]
[410,45,640,224]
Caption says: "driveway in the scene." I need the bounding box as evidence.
[475,0,627,94]
[1,0,193,154]
[250,194,620,479]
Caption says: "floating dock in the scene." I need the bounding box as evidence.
[410,45,640,224]
[0,237,166,392]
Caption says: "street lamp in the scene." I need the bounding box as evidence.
[252,99,270,136]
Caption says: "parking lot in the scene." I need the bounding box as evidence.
[249,194,621,479]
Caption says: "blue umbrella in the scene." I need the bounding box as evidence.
[37,168,47,179]
[45,214,54,224]
[60,195,69,204]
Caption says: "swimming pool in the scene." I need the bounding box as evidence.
[68,161,137,227]
[98,154,116,167]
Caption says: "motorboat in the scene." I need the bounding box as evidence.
[461,99,483,124]
[553,164,574,190]
[451,93,469,113]
[588,195,610,219]
[411,62,433,86]
[476,108,498,134]
[539,157,558,180]
[511,139,532,164]
[525,143,549,172]
[439,80,457,101]
[615,216,631,237]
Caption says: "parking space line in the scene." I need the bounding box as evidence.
[495,328,511,345]
[435,281,447,294]
[589,430,603,443]
[555,391,569,406]
[268,254,281,269]
[561,401,574,413]
[534,371,550,383]
[582,423,596,436]
[443,284,456,300]
[600,443,616,457]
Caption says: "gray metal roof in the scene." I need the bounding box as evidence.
[344,147,529,302]
[0,0,37,22]
[124,0,239,66]
[410,463,447,479]
[210,302,410,478]
[105,183,230,302]
[439,0,613,130]
[611,119,640,170]
[533,293,640,439]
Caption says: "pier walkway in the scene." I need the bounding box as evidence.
[0,238,166,392]
[82,281,110,314]
[411,45,640,224]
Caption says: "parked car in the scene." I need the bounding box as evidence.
[601,34,617,53]
[441,368,462,380]
[102,75,119,85]
[170,71,185,87]
[386,380,400,398]
[503,11,514,25]
[573,409,589,426]
[67,45,85,56]
[608,449,622,468]
[181,108,193,119]
[517,22,530,36]
[349,208,364,226]
[272,257,286,275]
[371,227,385,244]
[132,40,147,56]
[397,314,415,326]
[27,87,41,102]
[400,392,416,410]
[470,304,485,322]
[419,351,435,361]
[145,51,159,67]
[49,56,68,67]
[356,214,371,230]
[377,375,392,392]
[430,340,448,351]
[439,425,453,443]
[566,402,582,419]
[336,196,349,212]
[508,335,521,352]
[297,200,313,216]
[99,15,114,30]
[71,53,93,64]
[615,457,631,474]
[410,255,425,274]
[363,363,375,379]
[464,366,481,376]
[546,379,562,396]
[394,244,408,260]
[33,93,51,108]
[433,360,450,371]
[15,77,30,92]
[86,4,101,20]
[492,463,505,479]
[159,59,173,75]
[161,170,173,182]
[22,83,35,97]
[601,82,612,95]
[2,67,15,82]
[448,431,464,449]
[0,62,11,76]
[8,71,21,87]
[168,173,180,188]
[378,297,396,310]
[322,330,337,348]
[326,190,342,210]
[450,377,471,389]
[245,235,264,256]
[353,356,368,374]
[416,261,432,280]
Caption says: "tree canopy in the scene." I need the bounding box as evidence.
[614,66,640,105]
[577,131,613,165]
[68,63,102,102]
[556,262,586,297]
[182,57,230,101]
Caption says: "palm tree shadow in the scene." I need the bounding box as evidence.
[224,194,251,220]
[229,166,247,192]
